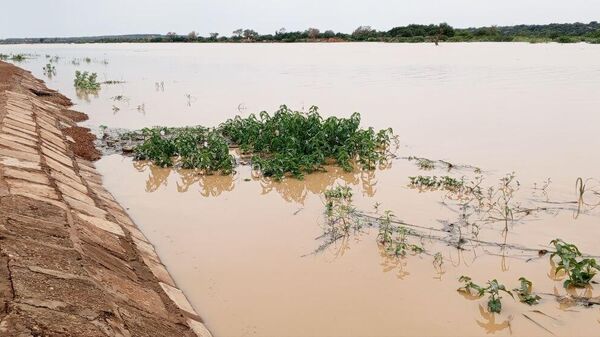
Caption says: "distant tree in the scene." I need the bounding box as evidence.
[187,31,198,41]
[352,26,376,40]
[165,32,178,42]
[306,27,320,40]
[277,27,287,35]
[209,32,219,40]
[232,29,243,38]
[243,29,258,41]
[322,30,336,38]
[438,23,455,38]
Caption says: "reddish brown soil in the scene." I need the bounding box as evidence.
[0,61,210,337]
[63,126,101,161]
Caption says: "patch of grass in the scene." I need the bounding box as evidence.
[74,71,101,90]
[550,239,600,288]
[513,277,541,305]
[458,276,514,313]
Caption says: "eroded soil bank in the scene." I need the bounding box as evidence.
[0,61,211,337]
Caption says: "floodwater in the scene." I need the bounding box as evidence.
[3,43,600,336]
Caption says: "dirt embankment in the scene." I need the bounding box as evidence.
[0,61,211,337]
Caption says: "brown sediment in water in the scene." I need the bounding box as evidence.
[0,61,211,337]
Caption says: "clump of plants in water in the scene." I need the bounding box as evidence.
[550,239,600,288]
[0,53,28,62]
[409,175,464,191]
[458,276,514,313]
[43,63,56,77]
[134,127,234,174]
[377,210,423,256]
[130,105,396,179]
[74,71,101,90]
[323,185,361,238]
[513,277,541,305]
[220,105,396,180]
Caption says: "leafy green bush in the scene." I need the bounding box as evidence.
[550,239,600,288]
[219,105,395,180]
[134,127,234,174]
[74,71,100,90]
[131,106,395,179]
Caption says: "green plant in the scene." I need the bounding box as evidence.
[458,276,514,313]
[9,54,26,62]
[74,71,101,90]
[219,105,396,180]
[43,63,56,76]
[408,175,464,191]
[416,158,435,170]
[134,127,234,174]
[324,185,361,237]
[377,211,423,257]
[550,239,600,288]
[513,277,541,305]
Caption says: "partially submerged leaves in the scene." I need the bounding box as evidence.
[74,71,101,90]
[550,239,600,288]
[513,277,541,305]
[458,276,513,313]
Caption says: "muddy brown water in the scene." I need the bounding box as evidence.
[3,43,600,336]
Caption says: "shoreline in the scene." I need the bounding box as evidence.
[0,60,211,337]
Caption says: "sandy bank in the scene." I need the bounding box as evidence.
[0,61,211,337]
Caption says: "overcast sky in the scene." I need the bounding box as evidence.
[1,0,598,38]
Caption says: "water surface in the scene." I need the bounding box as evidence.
[3,42,600,336]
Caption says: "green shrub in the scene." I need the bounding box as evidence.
[219,105,395,180]
[74,71,100,90]
[550,239,600,288]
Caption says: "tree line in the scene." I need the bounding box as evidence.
[2,22,599,44]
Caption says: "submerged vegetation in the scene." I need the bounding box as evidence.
[74,71,101,90]
[513,277,541,305]
[43,63,56,77]
[128,106,396,180]
[458,276,514,313]
[550,239,600,288]
[134,127,234,174]
[0,53,28,62]
[409,175,464,191]
[221,106,395,179]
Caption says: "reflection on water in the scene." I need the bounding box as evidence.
[134,160,380,202]
[476,305,513,334]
